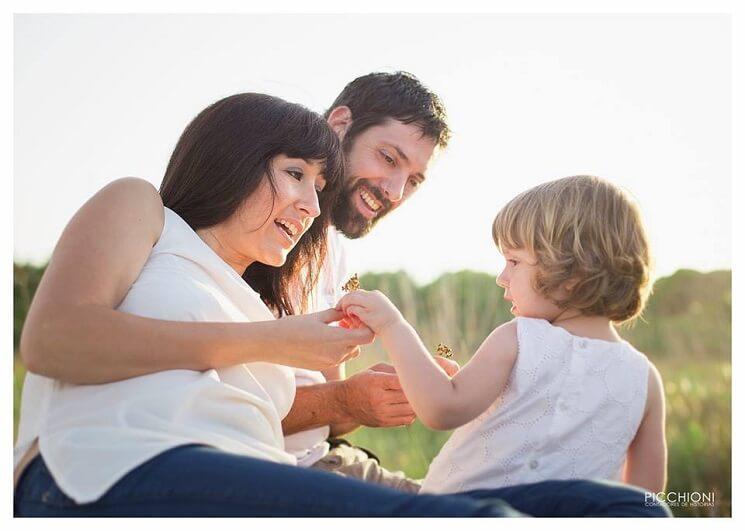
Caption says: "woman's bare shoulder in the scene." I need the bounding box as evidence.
[90,178,165,241]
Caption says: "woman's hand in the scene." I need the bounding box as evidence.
[335,289,406,336]
[275,308,374,370]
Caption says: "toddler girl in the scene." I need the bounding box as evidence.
[337,175,667,495]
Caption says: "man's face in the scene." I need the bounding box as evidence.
[332,118,438,239]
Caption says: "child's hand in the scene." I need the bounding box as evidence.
[336,289,406,335]
[434,356,460,377]
[338,313,364,329]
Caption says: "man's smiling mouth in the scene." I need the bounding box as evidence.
[359,186,382,212]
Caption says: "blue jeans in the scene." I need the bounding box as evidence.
[14,444,671,517]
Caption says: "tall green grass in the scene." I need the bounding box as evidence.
[344,360,731,517]
[12,357,731,516]
[12,266,731,516]
[342,269,731,517]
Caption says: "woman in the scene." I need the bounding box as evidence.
[13,93,520,516]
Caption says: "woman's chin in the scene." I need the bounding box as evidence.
[262,252,288,268]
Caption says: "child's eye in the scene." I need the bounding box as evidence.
[508,259,518,266]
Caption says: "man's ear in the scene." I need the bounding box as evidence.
[326,106,353,140]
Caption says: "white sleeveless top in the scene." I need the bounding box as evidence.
[421,317,650,494]
[13,207,297,504]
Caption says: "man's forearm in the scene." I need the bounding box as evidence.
[328,421,360,437]
[283,380,353,436]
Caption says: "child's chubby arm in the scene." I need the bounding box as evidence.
[624,362,667,493]
[337,289,518,431]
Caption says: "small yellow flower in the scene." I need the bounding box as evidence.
[342,273,361,292]
[436,343,453,359]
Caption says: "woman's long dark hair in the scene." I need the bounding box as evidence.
[160,93,344,316]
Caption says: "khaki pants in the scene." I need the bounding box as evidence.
[311,441,422,494]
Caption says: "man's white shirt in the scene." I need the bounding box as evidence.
[283,226,350,466]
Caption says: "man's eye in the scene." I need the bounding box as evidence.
[381,151,395,166]
[409,178,422,188]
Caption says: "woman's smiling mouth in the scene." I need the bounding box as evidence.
[274,217,302,246]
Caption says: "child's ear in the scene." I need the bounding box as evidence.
[563,278,579,293]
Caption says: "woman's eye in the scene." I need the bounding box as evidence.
[287,169,303,181]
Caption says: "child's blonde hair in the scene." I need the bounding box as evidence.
[492,175,652,323]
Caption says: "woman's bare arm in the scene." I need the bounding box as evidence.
[20,178,372,384]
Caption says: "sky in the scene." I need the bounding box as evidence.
[14,14,731,285]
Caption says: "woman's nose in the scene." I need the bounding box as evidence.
[297,185,321,218]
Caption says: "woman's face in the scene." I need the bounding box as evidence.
[206,155,327,272]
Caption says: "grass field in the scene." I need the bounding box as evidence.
[12,266,731,517]
[13,357,731,517]
[342,355,731,517]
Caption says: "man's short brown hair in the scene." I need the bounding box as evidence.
[325,71,450,150]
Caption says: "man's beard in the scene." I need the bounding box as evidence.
[332,178,392,239]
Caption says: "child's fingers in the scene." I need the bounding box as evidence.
[337,290,370,311]
[344,304,368,321]
[433,356,460,376]
[339,315,365,330]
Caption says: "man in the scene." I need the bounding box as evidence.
[282,71,451,490]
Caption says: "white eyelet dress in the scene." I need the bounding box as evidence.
[13,207,297,504]
[420,317,650,494]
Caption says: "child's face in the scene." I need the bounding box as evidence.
[496,247,564,320]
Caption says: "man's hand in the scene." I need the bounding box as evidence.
[338,363,416,427]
